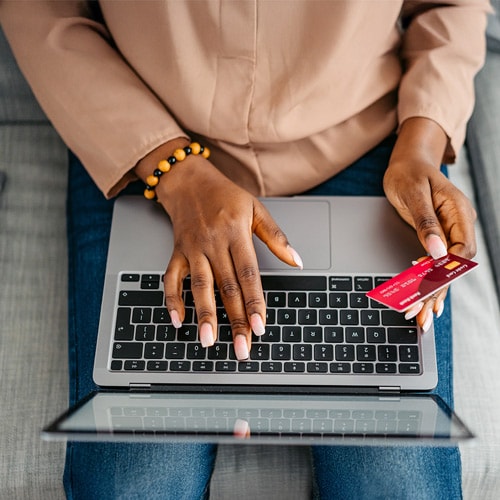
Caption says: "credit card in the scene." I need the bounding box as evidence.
[366,253,478,312]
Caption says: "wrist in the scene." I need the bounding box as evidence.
[390,117,448,168]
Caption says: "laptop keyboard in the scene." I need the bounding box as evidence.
[110,273,421,375]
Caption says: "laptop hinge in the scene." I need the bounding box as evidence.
[129,383,151,391]
[378,386,401,393]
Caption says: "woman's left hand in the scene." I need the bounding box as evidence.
[383,118,477,331]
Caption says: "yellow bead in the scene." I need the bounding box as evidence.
[146,174,159,187]
[201,146,210,159]
[144,188,156,200]
[190,142,201,155]
[158,159,171,173]
[173,148,186,161]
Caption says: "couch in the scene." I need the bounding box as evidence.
[1,8,499,498]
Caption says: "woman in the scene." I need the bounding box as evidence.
[1,1,489,498]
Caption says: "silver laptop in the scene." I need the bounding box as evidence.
[43,195,473,445]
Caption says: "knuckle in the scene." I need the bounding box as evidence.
[219,278,241,300]
[415,215,440,233]
[238,265,259,283]
[230,317,250,334]
[195,307,214,324]
[190,273,212,291]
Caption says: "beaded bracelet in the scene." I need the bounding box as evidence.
[143,142,210,200]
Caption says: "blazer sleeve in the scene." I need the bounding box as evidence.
[0,0,188,197]
[398,0,492,163]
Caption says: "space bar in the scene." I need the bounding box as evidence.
[260,275,326,291]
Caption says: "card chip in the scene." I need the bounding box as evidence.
[444,261,460,271]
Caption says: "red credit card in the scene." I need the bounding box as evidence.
[366,253,478,312]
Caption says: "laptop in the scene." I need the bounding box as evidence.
[43,195,473,445]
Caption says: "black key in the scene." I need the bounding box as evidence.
[187,344,206,359]
[218,326,232,342]
[135,325,155,341]
[215,361,237,372]
[177,325,197,342]
[262,361,283,372]
[375,277,392,287]
[142,274,161,283]
[361,310,380,326]
[399,345,419,362]
[115,324,134,341]
[335,344,355,361]
[324,327,343,343]
[165,343,186,359]
[340,310,359,325]
[265,309,276,324]
[153,308,170,324]
[119,291,163,306]
[303,327,323,342]
[284,362,305,372]
[346,327,365,343]
[378,345,397,361]
[354,277,373,291]
[170,361,191,371]
[366,327,386,343]
[251,344,270,360]
[353,362,374,373]
[184,290,195,306]
[382,310,415,326]
[207,344,228,360]
[330,362,351,373]
[329,293,348,308]
[238,361,259,372]
[277,309,296,324]
[272,344,291,360]
[193,361,214,371]
[132,307,152,323]
[298,309,317,325]
[399,363,421,374]
[267,292,286,307]
[307,362,328,373]
[309,293,327,308]
[147,361,168,371]
[262,275,326,291]
[121,274,140,282]
[376,363,397,373]
[329,276,352,291]
[293,344,312,360]
[124,360,145,370]
[156,325,176,341]
[216,308,230,324]
[113,342,142,359]
[314,345,334,361]
[261,326,280,342]
[388,328,418,344]
[144,343,165,359]
[110,360,123,371]
[141,280,160,290]
[356,345,376,361]
[350,293,369,309]
[115,307,132,333]
[319,310,337,325]
[283,326,301,342]
[288,292,307,307]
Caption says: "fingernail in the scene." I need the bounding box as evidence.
[234,335,249,360]
[426,234,447,260]
[199,323,215,348]
[287,245,304,270]
[436,300,445,318]
[170,310,182,329]
[405,301,424,320]
[422,310,433,333]
[233,418,250,439]
[250,313,266,336]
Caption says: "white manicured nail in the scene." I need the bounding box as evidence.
[405,302,424,320]
[199,323,215,347]
[287,245,304,270]
[426,234,447,260]
[234,335,249,360]
[422,310,434,333]
[250,313,266,336]
[170,310,182,329]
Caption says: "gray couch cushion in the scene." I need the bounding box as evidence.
[466,48,500,299]
[0,28,47,123]
[487,0,500,51]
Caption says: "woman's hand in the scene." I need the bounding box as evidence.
[135,139,302,360]
[383,118,477,331]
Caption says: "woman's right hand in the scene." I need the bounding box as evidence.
[135,139,303,360]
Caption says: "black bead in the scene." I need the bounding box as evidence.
[153,169,162,177]
[168,156,177,165]
[183,146,192,155]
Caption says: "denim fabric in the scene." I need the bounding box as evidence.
[64,136,460,499]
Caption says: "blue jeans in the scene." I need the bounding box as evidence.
[64,136,461,499]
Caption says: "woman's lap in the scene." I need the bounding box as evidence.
[64,137,461,499]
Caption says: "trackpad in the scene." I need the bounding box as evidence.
[253,199,331,271]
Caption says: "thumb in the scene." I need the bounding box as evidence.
[411,205,448,259]
[252,201,304,269]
